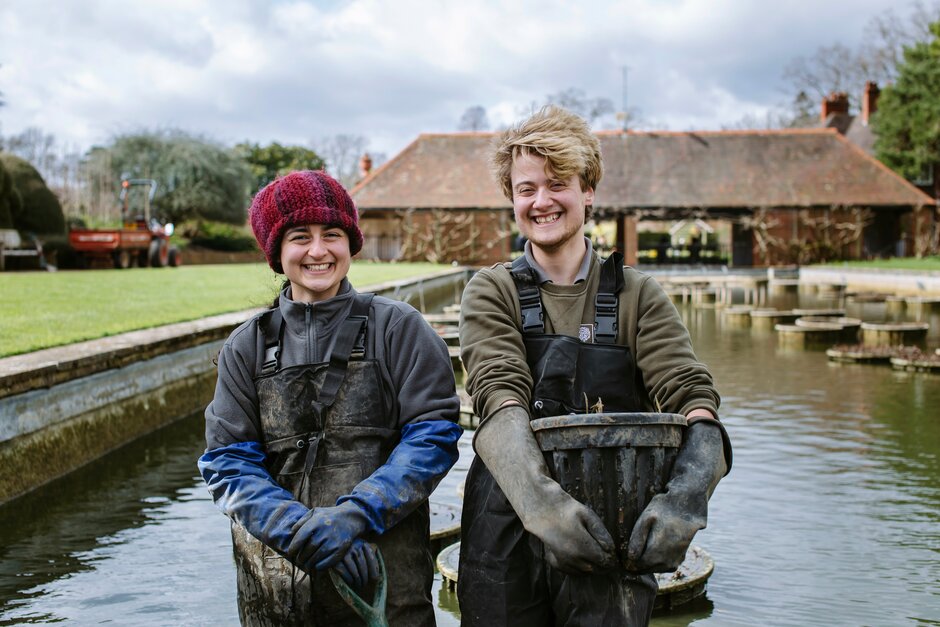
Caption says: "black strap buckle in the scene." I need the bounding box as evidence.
[258,308,285,374]
[348,315,368,359]
[595,293,618,343]
[261,346,279,375]
[510,256,546,335]
[518,286,544,334]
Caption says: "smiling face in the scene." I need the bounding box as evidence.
[279,224,351,303]
[511,152,594,261]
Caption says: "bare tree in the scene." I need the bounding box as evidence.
[722,90,817,130]
[783,43,862,108]
[396,208,510,264]
[312,134,370,188]
[0,127,93,217]
[736,208,783,261]
[4,127,58,176]
[911,205,939,258]
[780,1,940,120]
[736,206,875,264]
[860,1,939,79]
[545,88,615,126]
[76,146,119,225]
[795,207,874,261]
[722,110,790,131]
[458,106,490,131]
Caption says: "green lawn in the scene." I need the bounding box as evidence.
[0,262,445,357]
[815,257,940,271]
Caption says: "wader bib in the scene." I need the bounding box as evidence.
[458,253,658,626]
[232,294,434,627]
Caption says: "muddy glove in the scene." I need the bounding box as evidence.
[474,404,617,574]
[200,441,333,571]
[333,540,380,589]
[335,419,462,534]
[626,421,728,573]
[287,501,370,572]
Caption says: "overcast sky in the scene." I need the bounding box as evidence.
[0,0,913,161]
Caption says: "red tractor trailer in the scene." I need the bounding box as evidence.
[69,178,181,269]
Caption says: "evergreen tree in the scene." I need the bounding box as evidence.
[235,142,325,194]
[102,130,252,225]
[873,21,940,181]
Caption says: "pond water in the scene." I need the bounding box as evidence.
[1,292,938,626]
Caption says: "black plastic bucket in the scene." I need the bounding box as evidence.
[530,412,686,568]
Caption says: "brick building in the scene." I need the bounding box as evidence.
[350,133,510,266]
[351,126,933,267]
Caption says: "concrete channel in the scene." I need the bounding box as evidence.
[0,267,471,505]
[3,263,936,506]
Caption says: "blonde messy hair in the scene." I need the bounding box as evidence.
[491,105,603,203]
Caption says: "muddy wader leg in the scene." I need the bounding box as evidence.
[627,421,729,573]
[548,566,657,627]
[473,404,618,574]
[457,461,551,626]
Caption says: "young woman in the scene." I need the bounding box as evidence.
[199,170,462,626]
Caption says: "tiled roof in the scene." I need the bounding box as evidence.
[822,112,877,155]
[351,129,932,212]
[843,118,876,155]
[351,133,508,210]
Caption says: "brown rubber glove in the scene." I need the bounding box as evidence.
[474,404,617,574]
[626,421,728,573]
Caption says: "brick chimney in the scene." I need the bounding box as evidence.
[358,153,373,179]
[820,92,850,123]
[862,81,880,125]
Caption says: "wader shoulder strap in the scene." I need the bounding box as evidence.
[257,294,373,380]
[259,308,285,375]
[313,293,375,414]
[509,255,545,335]
[302,294,373,482]
[594,252,625,344]
[510,252,625,342]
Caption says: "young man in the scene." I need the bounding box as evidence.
[457,107,731,626]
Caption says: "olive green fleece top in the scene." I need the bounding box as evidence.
[459,250,720,422]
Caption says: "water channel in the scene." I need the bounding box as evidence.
[1,290,938,626]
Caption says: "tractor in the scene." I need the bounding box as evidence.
[69,178,181,269]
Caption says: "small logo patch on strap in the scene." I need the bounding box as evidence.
[578,324,595,343]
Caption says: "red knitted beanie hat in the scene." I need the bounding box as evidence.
[249,170,364,273]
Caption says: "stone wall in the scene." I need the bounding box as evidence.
[0,268,471,505]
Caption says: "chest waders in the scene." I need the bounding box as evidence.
[458,253,658,626]
[232,294,434,627]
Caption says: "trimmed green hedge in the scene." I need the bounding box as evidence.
[0,158,22,229]
[187,221,258,252]
[0,153,65,235]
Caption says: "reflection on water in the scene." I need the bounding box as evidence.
[0,414,237,625]
[1,292,938,626]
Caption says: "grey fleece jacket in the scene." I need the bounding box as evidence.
[205,278,460,451]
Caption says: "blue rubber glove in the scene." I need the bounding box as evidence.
[200,421,460,570]
[333,540,380,589]
[337,419,462,534]
[199,441,312,561]
[287,501,370,572]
